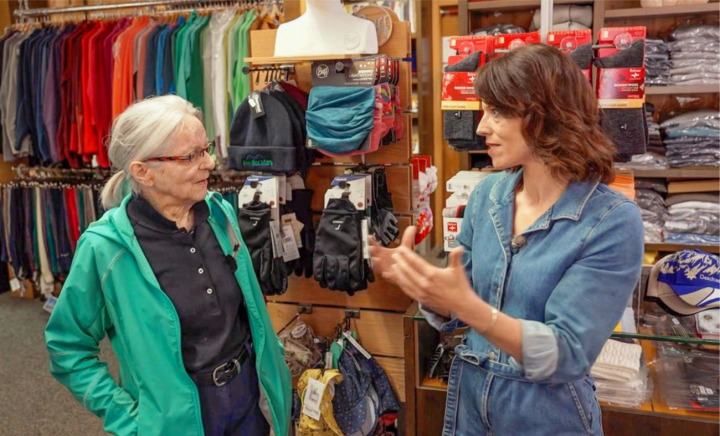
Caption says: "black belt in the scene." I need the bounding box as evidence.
[191,343,253,387]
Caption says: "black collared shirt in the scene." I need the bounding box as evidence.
[127,196,250,375]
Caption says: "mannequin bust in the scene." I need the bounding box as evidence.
[274,0,379,57]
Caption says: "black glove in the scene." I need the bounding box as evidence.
[374,208,399,246]
[237,200,287,295]
[370,167,400,247]
[289,189,315,278]
[313,198,369,295]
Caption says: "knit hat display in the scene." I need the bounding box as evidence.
[228,91,300,173]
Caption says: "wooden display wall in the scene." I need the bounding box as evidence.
[247,21,415,402]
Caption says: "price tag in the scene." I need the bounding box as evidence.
[301,378,325,421]
[281,213,304,248]
[281,225,300,262]
[43,296,57,314]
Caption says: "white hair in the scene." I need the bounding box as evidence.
[100,95,202,209]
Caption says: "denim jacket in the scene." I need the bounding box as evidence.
[425,169,644,383]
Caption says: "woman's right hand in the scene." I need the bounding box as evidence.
[368,226,416,283]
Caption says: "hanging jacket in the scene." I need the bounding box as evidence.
[45,191,292,436]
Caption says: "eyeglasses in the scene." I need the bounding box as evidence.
[144,141,215,163]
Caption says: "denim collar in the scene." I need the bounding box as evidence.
[489,169,599,229]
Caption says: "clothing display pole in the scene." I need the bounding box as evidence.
[539,0,553,43]
[13,0,240,20]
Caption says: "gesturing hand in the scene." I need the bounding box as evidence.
[387,245,474,319]
[368,225,416,280]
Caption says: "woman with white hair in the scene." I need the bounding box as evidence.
[45,95,291,436]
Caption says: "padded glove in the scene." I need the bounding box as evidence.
[313,198,369,295]
[374,208,399,246]
[370,167,399,247]
[290,189,316,278]
[238,200,287,295]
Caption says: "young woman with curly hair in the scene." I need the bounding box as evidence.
[370,43,644,435]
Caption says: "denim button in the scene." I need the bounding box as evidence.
[488,351,496,360]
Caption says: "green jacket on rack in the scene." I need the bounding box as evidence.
[45,192,292,436]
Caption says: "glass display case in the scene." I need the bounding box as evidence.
[403,275,719,436]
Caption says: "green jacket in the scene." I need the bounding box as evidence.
[45,192,291,436]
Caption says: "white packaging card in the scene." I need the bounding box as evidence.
[281,224,300,262]
[301,378,325,421]
[361,218,370,259]
[324,174,370,210]
[281,213,304,248]
[269,220,285,258]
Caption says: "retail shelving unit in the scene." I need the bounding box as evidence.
[245,18,416,413]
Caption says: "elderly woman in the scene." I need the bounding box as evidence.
[45,95,291,436]
[371,44,644,435]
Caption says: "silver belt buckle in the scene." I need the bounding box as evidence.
[212,358,242,387]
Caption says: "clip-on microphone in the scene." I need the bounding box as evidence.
[226,244,240,271]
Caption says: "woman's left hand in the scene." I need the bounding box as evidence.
[388,246,476,317]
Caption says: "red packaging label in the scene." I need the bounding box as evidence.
[596,26,646,58]
[597,67,646,108]
[449,35,492,55]
[447,222,458,233]
[595,26,647,108]
[547,30,592,54]
[490,32,540,60]
[441,72,480,110]
[441,49,483,110]
[548,30,593,82]
[493,32,541,50]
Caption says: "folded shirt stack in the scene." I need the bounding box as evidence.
[645,39,671,86]
[635,188,668,243]
[668,25,720,86]
[664,193,720,245]
[660,110,720,168]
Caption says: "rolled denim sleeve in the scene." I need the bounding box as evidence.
[526,201,644,383]
[509,320,559,379]
[419,303,467,332]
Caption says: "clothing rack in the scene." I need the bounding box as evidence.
[12,165,111,181]
[13,0,277,21]
[242,64,295,85]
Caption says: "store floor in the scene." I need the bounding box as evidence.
[0,291,116,435]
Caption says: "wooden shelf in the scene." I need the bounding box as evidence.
[645,243,719,254]
[420,377,448,391]
[631,168,719,179]
[646,85,719,95]
[467,0,593,11]
[605,2,720,19]
[244,54,355,65]
[600,401,654,414]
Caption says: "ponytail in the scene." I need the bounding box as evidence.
[100,170,130,210]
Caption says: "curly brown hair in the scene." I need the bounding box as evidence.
[474,43,615,184]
